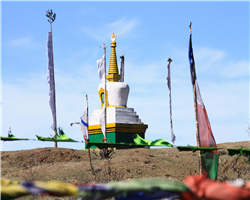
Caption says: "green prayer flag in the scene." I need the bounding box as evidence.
[108,178,189,193]
[36,127,78,142]
[133,134,173,147]
[177,146,219,153]
[36,134,78,142]
[36,135,56,141]
[177,146,219,180]
[1,135,29,141]
[227,148,250,156]
[201,152,219,179]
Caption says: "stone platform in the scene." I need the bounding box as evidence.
[87,107,148,148]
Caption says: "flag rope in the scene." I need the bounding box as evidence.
[2,175,250,200]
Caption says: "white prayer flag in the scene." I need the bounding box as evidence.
[166,61,176,145]
[70,97,89,142]
[97,55,105,83]
[97,53,107,140]
[81,100,89,141]
[47,31,57,138]
[166,63,171,91]
[119,55,124,82]
[100,97,106,139]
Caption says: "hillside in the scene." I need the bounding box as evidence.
[1,141,249,185]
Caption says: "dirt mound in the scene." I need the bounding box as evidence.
[217,141,249,149]
[1,148,88,169]
[1,141,249,184]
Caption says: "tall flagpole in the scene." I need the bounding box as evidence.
[86,94,88,135]
[189,22,202,174]
[46,9,57,148]
[102,44,107,142]
[86,94,96,182]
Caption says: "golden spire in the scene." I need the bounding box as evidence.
[106,33,121,82]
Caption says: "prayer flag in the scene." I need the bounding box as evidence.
[81,99,89,142]
[166,61,176,145]
[195,81,217,149]
[97,55,106,83]
[100,94,106,139]
[119,54,124,82]
[47,31,57,138]
[70,98,89,142]
[188,34,196,85]
[97,54,106,140]
[188,30,218,179]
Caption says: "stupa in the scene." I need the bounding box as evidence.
[87,33,148,148]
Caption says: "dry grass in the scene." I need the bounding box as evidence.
[1,141,249,187]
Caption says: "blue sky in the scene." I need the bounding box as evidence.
[1,1,249,151]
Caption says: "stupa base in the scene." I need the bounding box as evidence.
[86,123,148,149]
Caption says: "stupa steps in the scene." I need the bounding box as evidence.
[90,112,139,118]
[89,114,141,122]
[89,107,144,125]
[91,108,138,116]
[115,118,142,124]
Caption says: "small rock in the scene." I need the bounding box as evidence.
[95,169,102,173]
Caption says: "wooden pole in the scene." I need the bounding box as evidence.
[86,94,96,182]
[193,84,202,174]
[52,31,57,148]
[88,148,96,182]
[103,44,107,142]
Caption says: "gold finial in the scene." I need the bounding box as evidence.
[111,33,116,41]
[106,33,121,82]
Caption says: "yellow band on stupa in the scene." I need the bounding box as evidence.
[106,33,121,82]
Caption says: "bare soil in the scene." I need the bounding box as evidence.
[1,141,249,185]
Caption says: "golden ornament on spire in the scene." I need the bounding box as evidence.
[106,33,121,82]
[111,33,115,41]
